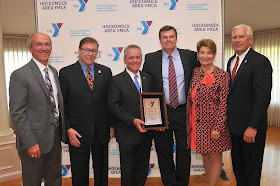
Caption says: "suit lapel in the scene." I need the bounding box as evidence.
[140,71,148,92]
[29,60,50,99]
[93,63,102,94]
[73,61,93,93]
[49,65,63,108]
[178,49,190,84]
[123,70,139,95]
[229,49,252,91]
[155,51,164,91]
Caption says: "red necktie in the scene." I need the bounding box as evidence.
[168,55,179,108]
[231,56,239,82]
[87,67,94,90]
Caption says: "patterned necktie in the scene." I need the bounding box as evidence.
[44,68,59,127]
[231,56,239,82]
[168,55,179,108]
[134,74,141,92]
[87,67,94,90]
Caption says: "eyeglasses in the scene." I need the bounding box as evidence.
[80,48,98,54]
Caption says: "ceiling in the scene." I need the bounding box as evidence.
[1,0,280,36]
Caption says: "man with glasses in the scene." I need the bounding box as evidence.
[59,37,113,186]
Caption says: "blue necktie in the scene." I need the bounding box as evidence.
[134,74,141,92]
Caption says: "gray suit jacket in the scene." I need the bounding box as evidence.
[9,59,66,154]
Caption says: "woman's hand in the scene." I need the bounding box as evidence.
[211,130,220,141]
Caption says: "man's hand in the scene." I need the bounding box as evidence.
[243,126,257,143]
[133,119,147,133]
[67,128,82,147]
[110,127,115,139]
[28,144,41,159]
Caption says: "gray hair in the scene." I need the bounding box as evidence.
[232,24,253,38]
[27,33,52,47]
[124,44,142,58]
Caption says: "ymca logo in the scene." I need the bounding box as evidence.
[169,0,178,10]
[51,23,63,37]
[112,47,123,61]
[61,165,71,176]
[78,0,88,12]
[141,21,152,35]
[148,164,155,176]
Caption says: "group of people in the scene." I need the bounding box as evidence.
[9,23,272,186]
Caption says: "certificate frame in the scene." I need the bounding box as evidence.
[139,92,169,130]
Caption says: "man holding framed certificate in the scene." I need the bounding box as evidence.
[143,25,200,186]
[107,45,154,186]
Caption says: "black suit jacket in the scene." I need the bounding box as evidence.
[227,48,272,135]
[142,48,199,98]
[107,70,153,145]
[59,61,112,145]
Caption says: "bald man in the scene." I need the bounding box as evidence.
[9,33,66,186]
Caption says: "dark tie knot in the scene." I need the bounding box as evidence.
[168,55,172,60]
[44,67,49,73]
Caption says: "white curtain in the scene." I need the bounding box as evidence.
[224,31,280,127]
[3,36,31,103]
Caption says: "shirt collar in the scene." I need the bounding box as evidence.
[162,48,179,60]
[235,46,251,59]
[78,60,94,71]
[126,68,140,79]
[33,58,49,73]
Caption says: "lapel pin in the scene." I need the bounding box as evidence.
[143,77,146,80]
[98,70,102,74]
[245,60,248,63]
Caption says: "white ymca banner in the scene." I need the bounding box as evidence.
[36,0,224,178]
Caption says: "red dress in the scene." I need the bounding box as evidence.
[186,67,232,154]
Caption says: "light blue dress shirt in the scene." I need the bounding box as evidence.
[79,60,94,80]
[162,48,186,105]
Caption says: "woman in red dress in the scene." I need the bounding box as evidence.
[186,39,232,186]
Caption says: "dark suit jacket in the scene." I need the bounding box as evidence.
[143,48,199,98]
[227,48,272,135]
[59,61,112,146]
[9,59,66,154]
[107,70,153,145]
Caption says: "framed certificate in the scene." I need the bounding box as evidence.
[139,92,169,130]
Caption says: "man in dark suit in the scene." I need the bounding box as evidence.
[107,45,153,186]
[227,24,272,186]
[59,37,113,186]
[142,25,199,186]
[9,33,65,186]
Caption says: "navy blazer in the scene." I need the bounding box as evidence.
[227,48,272,135]
[107,70,153,145]
[143,48,199,99]
[59,61,112,145]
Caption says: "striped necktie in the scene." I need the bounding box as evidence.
[168,55,179,108]
[44,68,59,127]
[134,74,141,92]
[87,67,94,90]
